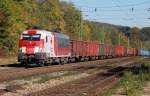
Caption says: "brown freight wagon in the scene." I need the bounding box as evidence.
[70,40,99,61]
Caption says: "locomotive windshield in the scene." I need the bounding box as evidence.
[22,34,41,41]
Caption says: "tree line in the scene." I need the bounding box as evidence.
[0,0,149,54]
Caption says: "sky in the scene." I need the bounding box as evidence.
[61,0,150,28]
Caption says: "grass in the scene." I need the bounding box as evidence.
[5,82,15,92]
[0,57,18,65]
[99,59,150,96]
[5,82,21,92]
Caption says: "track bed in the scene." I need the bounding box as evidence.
[0,57,138,82]
[30,62,143,96]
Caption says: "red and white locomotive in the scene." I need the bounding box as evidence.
[18,28,71,66]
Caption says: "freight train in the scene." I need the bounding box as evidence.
[18,28,145,67]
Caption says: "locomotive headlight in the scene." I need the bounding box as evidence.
[34,47,39,53]
[35,47,42,53]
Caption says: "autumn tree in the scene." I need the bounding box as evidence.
[130,27,141,48]
[60,1,81,39]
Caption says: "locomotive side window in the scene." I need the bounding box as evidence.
[57,38,69,48]
[57,33,69,48]
[65,39,69,47]
[23,34,41,41]
[58,37,62,48]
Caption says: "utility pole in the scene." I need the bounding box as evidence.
[118,33,121,45]
[101,26,105,44]
[126,31,131,48]
[79,9,83,41]
[127,36,130,48]
[140,41,142,49]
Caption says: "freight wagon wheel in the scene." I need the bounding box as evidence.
[58,58,63,65]
[39,61,45,67]
[59,58,68,65]
[59,61,64,65]
[44,62,48,66]
[24,64,28,68]
[20,62,25,67]
[64,58,69,64]
[24,61,29,68]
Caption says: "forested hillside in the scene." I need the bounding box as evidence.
[0,0,149,54]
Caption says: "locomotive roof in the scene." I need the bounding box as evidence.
[22,29,69,39]
[55,32,69,39]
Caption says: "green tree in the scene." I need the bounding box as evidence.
[60,1,81,39]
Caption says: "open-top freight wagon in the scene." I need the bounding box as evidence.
[18,29,138,67]
[70,40,99,61]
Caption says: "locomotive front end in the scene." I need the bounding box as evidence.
[18,29,45,66]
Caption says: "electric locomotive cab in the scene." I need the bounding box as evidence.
[18,29,46,66]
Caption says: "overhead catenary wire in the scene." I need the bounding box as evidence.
[111,0,140,25]
[76,0,150,9]
[75,0,150,27]
[79,7,149,20]
[79,7,149,12]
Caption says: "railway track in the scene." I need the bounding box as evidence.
[0,57,141,82]
[0,56,147,96]
[30,61,143,96]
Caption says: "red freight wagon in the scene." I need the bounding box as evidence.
[70,40,99,60]
[104,44,112,57]
[70,40,89,57]
[114,45,126,57]
[87,42,99,56]
[127,48,131,56]
[127,47,134,56]
[121,46,126,56]
[133,48,138,56]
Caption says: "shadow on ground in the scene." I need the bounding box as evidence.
[0,63,24,68]
[0,62,68,68]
